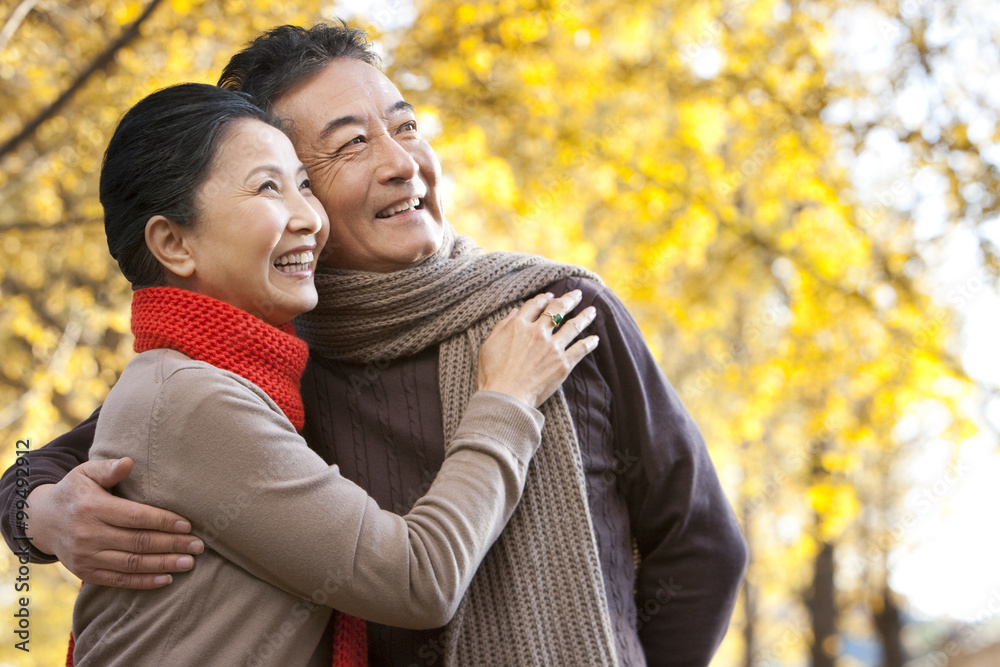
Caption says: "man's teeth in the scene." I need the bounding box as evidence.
[376,198,421,219]
[273,250,314,272]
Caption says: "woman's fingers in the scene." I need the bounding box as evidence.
[551,306,597,349]
[523,289,582,329]
[530,290,598,352]
[476,289,602,408]
[564,334,601,366]
[514,289,598,349]
[517,291,557,322]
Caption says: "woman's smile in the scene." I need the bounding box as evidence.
[175,119,330,326]
[273,248,316,274]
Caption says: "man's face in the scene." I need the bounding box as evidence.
[272,58,446,272]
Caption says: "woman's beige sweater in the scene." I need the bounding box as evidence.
[72,349,543,666]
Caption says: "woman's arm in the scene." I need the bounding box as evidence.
[96,292,596,628]
[1,292,593,595]
[100,359,536,629]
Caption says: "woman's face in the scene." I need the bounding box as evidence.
[182,118,329,326]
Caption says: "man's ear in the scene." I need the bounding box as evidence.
[145,215,196,278]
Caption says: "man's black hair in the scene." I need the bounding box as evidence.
[218,20,381,112]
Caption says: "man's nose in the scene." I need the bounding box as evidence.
[375,136,420,183]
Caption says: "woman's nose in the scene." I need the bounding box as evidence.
[288,190,325,234]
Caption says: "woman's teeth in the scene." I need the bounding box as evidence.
[274,250,314,273]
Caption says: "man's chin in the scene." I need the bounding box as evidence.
[314,224,447,272]
[389,224,448,269]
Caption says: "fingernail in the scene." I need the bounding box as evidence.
[588,336,600,350]
[585,306,596,317]
[177,555,194,570]
[188,540,204,554]
[174,520,191,533]
[153,574,173,586]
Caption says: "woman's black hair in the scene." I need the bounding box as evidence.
[100,82,282,288]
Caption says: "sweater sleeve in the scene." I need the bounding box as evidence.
[96,357,543,630]
[586,281,748,666]
[0,407,99,562]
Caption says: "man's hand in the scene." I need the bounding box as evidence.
[25,457,203,589]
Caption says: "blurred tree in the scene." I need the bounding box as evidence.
[820,1,1000,663]
[1,0,994,664]
[823,0,1000,278]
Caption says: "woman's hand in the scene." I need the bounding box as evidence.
[477,290,599,408]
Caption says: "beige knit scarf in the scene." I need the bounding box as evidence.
[294,228,619,666]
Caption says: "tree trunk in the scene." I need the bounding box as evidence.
[807,541,836,667]
[742,500,755,667]
[873,585,906,667]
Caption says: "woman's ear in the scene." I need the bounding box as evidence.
[145,215,196,278]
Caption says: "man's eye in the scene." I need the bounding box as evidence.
[401,121,417,132]
[299,179,312,192]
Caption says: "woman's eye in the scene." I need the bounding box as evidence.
[257,180,278,193]
[401,121,417,132]
[299,179,312,192]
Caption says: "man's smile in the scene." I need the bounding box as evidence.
[376,197,424,219]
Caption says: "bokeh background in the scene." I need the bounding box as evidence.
[2,0,999,665]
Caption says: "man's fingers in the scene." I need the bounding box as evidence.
[112,549,196,574]
[88,569,177,590]
[101,495,193,534]
[79,459,193,534]
[120,526,204,556]
[81,457,134,490]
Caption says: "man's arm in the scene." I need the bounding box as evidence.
[587,282,748,665]
[0,407,203,588]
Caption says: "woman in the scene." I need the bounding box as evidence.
[71,82,598,665]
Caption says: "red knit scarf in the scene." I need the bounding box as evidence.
[67,287,366,667]
[131,286,308,427]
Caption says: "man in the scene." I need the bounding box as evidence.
[1,21,746,666]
